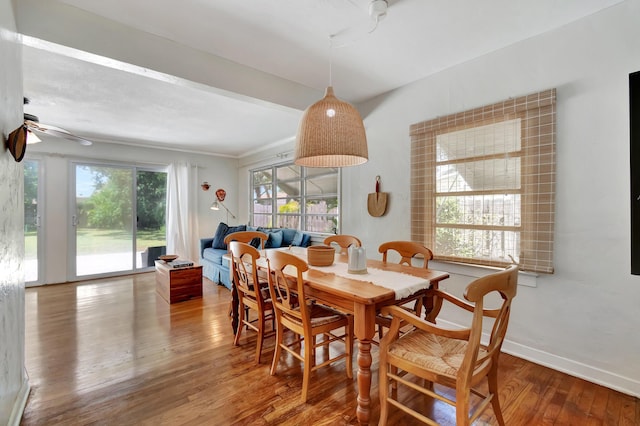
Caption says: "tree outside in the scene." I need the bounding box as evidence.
[75,165,167,262]
[77,166,166,232]
[435,196,473,257]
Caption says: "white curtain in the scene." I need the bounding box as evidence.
[166,163,200,260]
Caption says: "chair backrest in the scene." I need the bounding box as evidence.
[228,241,265,305]
[323,235,362,255]
[224,231,268,250]
[461,264,518,381]
[378,241,433,269]
[266,250,310,326]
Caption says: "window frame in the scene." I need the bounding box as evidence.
[410,89,556,274]
[249,162,341,234]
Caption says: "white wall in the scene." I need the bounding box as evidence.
[240,1,640,396]
[0,0,30,423]
[27,138,239,284]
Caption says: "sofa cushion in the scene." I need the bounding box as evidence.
[265,230,284,248]
[245,227,309,247]
[212,222,247,249]
[280,228,297,246]
[202,247,226,264]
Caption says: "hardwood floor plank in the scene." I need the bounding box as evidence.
[22,272,638,425]
[619,393,640,426]
[586,384,613,425]
[604,388,624,425]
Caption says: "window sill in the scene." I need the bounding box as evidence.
[429,260,538,288]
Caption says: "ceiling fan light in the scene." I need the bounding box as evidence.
[295,86,368,168]
[26,130,41,144]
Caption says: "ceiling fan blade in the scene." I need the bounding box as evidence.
[25,120,93,146]
[330,19,377,48]
[41,128,93,146]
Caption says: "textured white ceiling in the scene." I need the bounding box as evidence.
[16,0,624,156]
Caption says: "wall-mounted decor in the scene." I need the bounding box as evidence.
[210,188,235,222]
[367,176,388,217]
[6,125,27,162]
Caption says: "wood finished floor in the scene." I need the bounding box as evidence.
[22,273,639,425]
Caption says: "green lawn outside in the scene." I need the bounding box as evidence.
[24,228,166,257]
[25,231,37,259]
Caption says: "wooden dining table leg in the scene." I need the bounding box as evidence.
[229,284,239,334]
[227,263,241,334]
[424,281,443,323]
[354,303,377,425]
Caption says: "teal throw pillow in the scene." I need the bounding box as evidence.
[213,223,246,249]
[212,222,229,249]
[265,230,283,248]
[291,231,304,246]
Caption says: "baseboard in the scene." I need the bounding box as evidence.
[437,319,640,398]
[7,376,30,426]
[501,339,640,398]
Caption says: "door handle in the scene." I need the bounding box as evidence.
[72,215,78,226]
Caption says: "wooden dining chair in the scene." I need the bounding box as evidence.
[228,241,275,364]
[224,230,268,249]
[323,234,362,255]
[378,240,434,268]
[378,264,519,426]
[224,231,269,325]
[266,249,354,403]
[376,241,434,339]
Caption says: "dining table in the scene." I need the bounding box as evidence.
[236,246,450,425]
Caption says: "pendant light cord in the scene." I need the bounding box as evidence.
[328,35,334,87]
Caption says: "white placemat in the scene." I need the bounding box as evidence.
[313,262,430,300]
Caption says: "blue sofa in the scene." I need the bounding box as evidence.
[199,223,311,289]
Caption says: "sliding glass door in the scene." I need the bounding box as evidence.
[24,159,43,286]
[72,163,166,279]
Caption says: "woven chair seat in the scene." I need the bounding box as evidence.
[282,304,345,328]
[389,329,488,379]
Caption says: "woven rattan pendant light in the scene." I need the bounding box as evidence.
[295,86,368,167]
[295,35,368,168]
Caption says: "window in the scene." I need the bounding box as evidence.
[250,163,340,233]
[410,89,556,274]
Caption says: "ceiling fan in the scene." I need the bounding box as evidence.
[23,97,93,146]
[330,0,389,47]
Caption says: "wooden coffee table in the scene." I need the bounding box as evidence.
[155,260,203,304]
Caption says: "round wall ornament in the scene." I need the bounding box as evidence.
[7,125,27,162]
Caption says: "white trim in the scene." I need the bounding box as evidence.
[437,319,640,398]
[429,260,538,287]
[7,376,30,426]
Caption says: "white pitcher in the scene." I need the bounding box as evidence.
[348,245,367,274]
